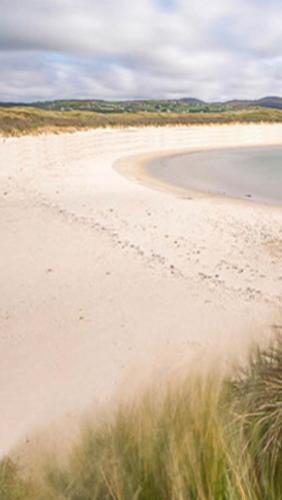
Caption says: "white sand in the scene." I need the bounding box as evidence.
[1,124,282,456]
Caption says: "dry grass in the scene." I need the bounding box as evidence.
[1,336,281,499]
[1,106,282,136]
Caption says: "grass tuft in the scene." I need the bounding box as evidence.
[230,335,282,499]
[1,337,281,499]
[0,458,33,500]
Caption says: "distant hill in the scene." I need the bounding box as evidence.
[225,96,282,110]
[1,97,282,118]
[178,97,204,105]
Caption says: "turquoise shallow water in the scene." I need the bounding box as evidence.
[146,146,282,206]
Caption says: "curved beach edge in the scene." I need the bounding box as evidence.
[114,142,282,210]
[0,123,282,457]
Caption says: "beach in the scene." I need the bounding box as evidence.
[1,123,282,456]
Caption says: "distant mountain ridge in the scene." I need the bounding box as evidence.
[225,96,282,110]
[1,96,282,112]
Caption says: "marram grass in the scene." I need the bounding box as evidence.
[2,106,282,135]
[1,336,281,499]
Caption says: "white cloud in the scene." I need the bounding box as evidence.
[0,0,281,101]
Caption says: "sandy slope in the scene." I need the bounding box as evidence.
[0,124,282,456]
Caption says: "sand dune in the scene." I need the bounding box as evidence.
[0,124,282,456]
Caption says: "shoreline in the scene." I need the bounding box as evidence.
[115,143,282,211]
[1,123,282,456]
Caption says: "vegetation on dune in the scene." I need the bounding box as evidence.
[1,105,282,135]
[0,458,33,500]
[1,336,281,499]
[231,340,282,498]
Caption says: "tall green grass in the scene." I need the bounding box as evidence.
[1,336,281,499]
[230,339,282,499]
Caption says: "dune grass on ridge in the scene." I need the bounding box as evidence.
[1,336,281,499]
[2,106,282,136]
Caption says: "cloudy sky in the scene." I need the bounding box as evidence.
[0,0,281,102]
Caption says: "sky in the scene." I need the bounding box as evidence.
[0,0,281,102]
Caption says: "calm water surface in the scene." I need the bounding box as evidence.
[146,146,282,206]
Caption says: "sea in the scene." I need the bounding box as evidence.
[146,146,282,206]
